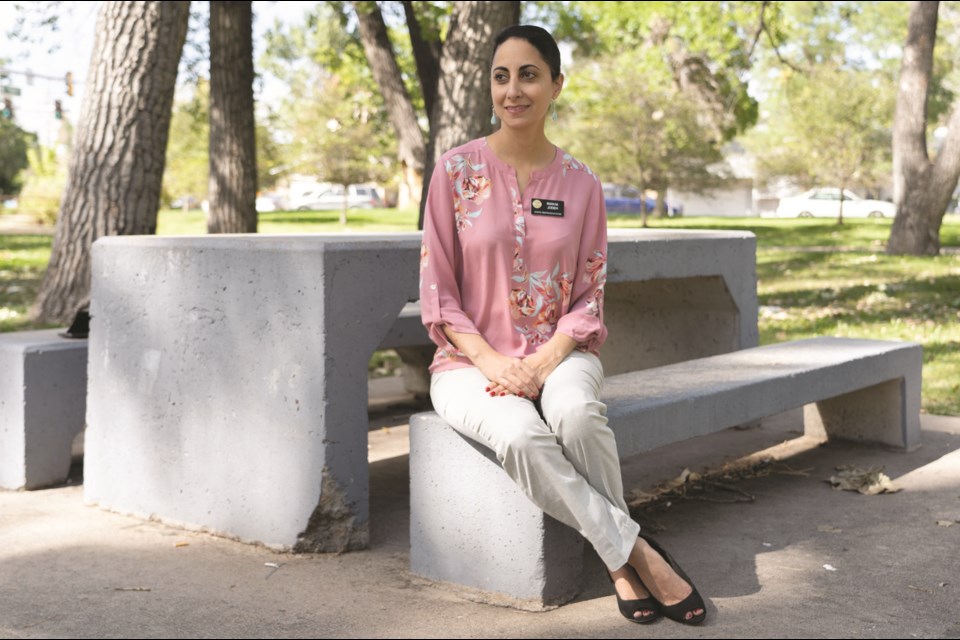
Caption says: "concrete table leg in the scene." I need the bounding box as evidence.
[85,236,420,551]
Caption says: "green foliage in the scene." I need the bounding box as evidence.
[15,145,66,225]
[162,77,287,202]
[555,1,760,138]
[751,1,958,155]
[162,81,209,207]
[746,63,893,199]
[0,118,34,196]
[549,1,763,202]
[557,50,726,195]
[255,112,285,191]
[0,234,54,332]
[258,4,397,201]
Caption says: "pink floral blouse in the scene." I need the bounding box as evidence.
[420,137,608,374]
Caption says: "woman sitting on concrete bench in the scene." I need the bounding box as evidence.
[419,24,705,626]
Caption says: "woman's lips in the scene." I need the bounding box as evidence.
[505,105,529,114]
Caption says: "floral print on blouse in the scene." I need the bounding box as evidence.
[420,137,608,374]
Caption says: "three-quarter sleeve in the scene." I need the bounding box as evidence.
[555,180,608,352]
[420,160,481,352]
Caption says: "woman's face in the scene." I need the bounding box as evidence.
[490,38,563,131]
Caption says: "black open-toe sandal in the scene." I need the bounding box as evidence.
[607,570,662,624]
[638,532,707,625]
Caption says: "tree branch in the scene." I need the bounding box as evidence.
[745,1,767,60]
[752,0,805,73]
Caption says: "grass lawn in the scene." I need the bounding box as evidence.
[3,211,959,414]
[157,207,420,235]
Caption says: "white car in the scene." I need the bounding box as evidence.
[775,188,895,219]
[293,184,383,211]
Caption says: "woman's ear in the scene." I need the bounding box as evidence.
[553,73,564,100]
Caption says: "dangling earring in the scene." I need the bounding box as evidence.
[550,100,558,122]
[490,106,498,126]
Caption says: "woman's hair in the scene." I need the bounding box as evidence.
[492,25,562,80]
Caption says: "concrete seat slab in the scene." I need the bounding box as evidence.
[0,329,87,490]
[410,337,922,608]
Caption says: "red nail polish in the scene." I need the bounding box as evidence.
[518,392,525,397]
[489,391,496,396]
[499,392,506,396]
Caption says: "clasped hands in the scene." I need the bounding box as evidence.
[477,351,553,400]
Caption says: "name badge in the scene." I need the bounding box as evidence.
[531,198,564,217]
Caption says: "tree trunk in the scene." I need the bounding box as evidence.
[838,184,845,225]
[418,0,520,228]
[353,1,426,180]
[637,181,649,228]
[30,1,189,324]
[887,1,960,255]
[653,188,667,218]
[401,0,441,119]
[208,0,257,234]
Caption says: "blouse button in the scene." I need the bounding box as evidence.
[430,284,437,290]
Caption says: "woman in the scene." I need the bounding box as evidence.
[419,24,706,626]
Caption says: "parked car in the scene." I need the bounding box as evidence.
[169,195,202,210]
[255,193,289,213]
[774,188,895,219]
[603,184,681,216]
[293,184,383,211]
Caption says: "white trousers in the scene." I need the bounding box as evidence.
[429,351,640,570]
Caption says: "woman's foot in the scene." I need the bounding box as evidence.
[608,565,660,623]
[628,535,706,624]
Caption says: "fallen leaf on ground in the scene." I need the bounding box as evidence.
[817,525,843,533]
[936,520,955,527]
[827,465,902,495]
[668,468,699,488]
[823,564,838,571]
[174,541,189,547]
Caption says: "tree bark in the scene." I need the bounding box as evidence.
[418,0,520,228]
[887,1,960,255]
[31,1,189,324]
[353,1,426,177]
[401,0,441,119]
[208,0,257,234]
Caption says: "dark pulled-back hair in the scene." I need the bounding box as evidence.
[492,25,562,80]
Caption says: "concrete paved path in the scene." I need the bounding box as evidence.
[1,396,958,638]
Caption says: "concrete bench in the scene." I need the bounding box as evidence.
[0,330,87,490]
[409,337,922,609]
[84,230,757,552]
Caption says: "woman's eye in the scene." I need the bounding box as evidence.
[494,73,507,82]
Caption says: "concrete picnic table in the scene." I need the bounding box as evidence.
[83,229,757,551]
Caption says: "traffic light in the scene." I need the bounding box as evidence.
[1,98,12,120]
[65,72,73,97]
[54,100,62,120]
